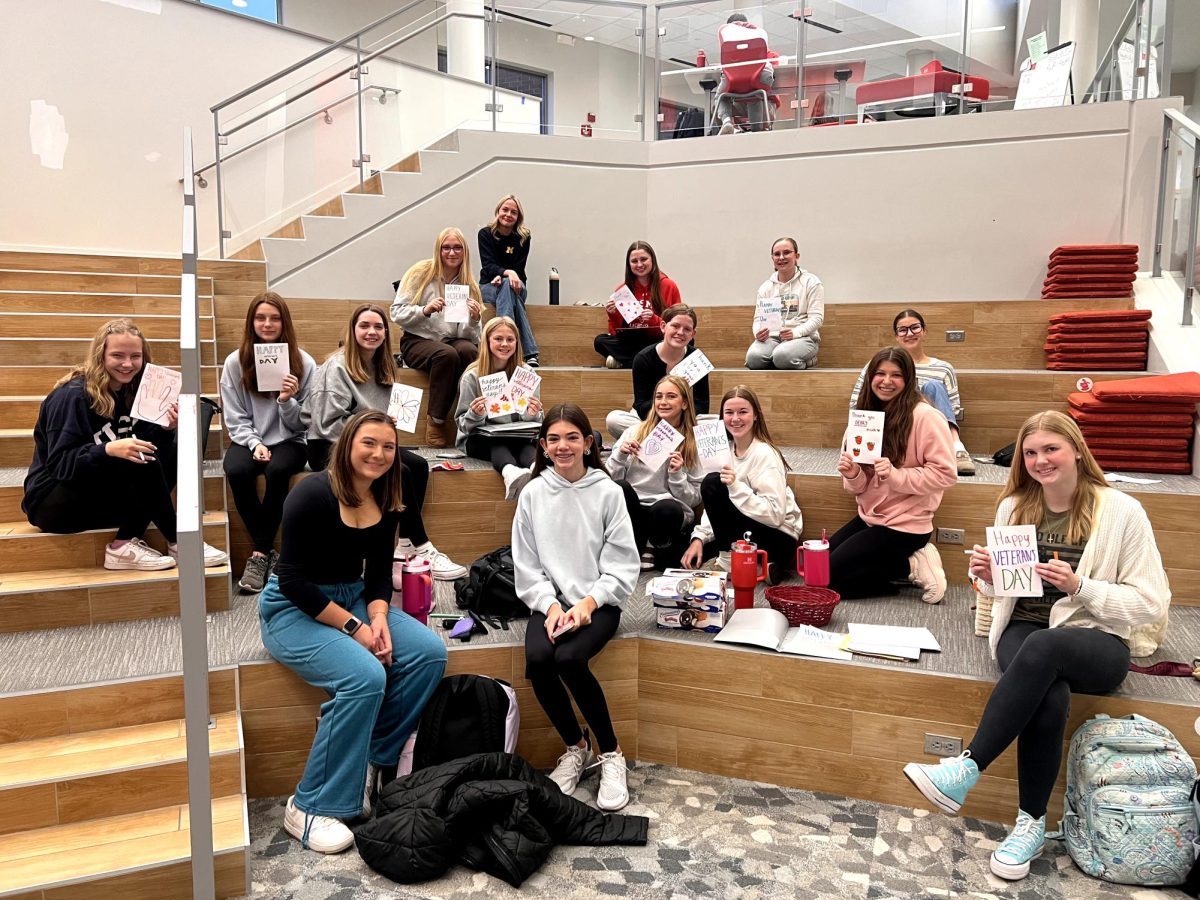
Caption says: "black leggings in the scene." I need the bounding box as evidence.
[828,515,930,599]
[308,443,430,546]
[696,472,796,573]
[593,329,660,369]
[616,480,690,569]
[25,445,178,543]
[525,605,622,754]
[223,441,308,554]
[967,623,1131,818]
[464,433,536,474]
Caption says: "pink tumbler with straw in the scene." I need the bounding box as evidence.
[795,528,831,588]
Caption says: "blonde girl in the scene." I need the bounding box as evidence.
[478,194,539,366]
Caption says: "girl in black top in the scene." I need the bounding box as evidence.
[479,193,540,366]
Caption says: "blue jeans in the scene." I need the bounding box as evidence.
[920,381,959,432]
[259,575,447,818]
[482,281,538,357]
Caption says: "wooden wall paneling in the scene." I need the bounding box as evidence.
[0,784,58,836]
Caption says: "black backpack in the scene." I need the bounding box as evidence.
[411,674,520,772]
[992,442,1015,467]
[454,546,529,623]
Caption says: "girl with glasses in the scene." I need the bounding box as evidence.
[744,237,824,370]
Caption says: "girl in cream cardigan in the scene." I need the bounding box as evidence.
[902,410,1169,884]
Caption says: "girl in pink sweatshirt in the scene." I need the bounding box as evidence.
[831,347,956,602]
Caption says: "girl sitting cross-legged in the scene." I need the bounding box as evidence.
[478,193,540,367]
[593,240,682,370]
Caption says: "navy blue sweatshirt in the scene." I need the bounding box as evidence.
[22,376,173,516]
[478,226,530,285]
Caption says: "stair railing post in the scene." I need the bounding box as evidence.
[213,114,226,260]
[356,36,366,185]
[1184,139,1199,326]
[1153,113,1171,277]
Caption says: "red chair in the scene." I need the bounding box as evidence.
[712,22,776,132]
[855,61,990,122]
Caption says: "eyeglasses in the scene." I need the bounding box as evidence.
[895,324,924,336]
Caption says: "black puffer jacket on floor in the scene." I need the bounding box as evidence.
[354,751,649,887]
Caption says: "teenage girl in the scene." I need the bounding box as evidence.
[23,318,227,571]
[608,375,703,571]
[593,240,682,370]
[745,237,824,370]
[681,385,802,584]
[511,403,639,811]
[220,292,315,592]
[832,347,956,602]
[479,194,539,367]
[304,304,464,581]
[390,226,483,447]
[261,409,447,854]
[903,411,1169,882]
[454,315,543,499]
[850,308,975,475]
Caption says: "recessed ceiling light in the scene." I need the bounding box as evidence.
[584,36,594,41]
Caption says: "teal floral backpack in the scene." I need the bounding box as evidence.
[1058,713,1199,886]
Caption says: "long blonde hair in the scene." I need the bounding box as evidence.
[720,384,788,470]
[333,304,396,386]
[54,318,152,418]
[399,227,482,307]
[468,316,524,379]
[632,375,699,469]
[487,194,530,245]
[999,410,1107,544]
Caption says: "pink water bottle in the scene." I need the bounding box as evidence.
[392,555,433,625]
[795,532,831,588]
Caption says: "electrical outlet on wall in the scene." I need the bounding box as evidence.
[924,733,964,757]
[936,528,965,545]
[946,330,965,342]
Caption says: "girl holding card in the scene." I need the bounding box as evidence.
[903,410,1169,882]
[608,375,703,571]
[744,237,824,371]
[220,292,315,592]
[454,315,543,499]
[305,304,465,581]
[681,385,802,584]
[391,227,483,447]
[478,194,540,367]
[512,403,639,810]
[23,318,228,571]
[260,409,447,854]
[593,240,682,370]
[832,347,956,602]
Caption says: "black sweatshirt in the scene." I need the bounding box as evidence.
[478,226,530,285]
[274,470,399,618]
[630,344,711,420]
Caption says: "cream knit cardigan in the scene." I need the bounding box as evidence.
[980,487,1170,660]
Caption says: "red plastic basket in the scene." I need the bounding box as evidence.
[764,586,841,627]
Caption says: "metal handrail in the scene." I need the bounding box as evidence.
[1083,0,1139,103]
[1152,107,1199,325]
[1166,108,1200,140]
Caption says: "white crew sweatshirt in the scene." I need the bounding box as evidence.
[690,439,803,544]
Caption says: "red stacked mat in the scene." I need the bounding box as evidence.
[1066,372,1200,474]
[1043,244,1137,299]
[1044,309,1150,371]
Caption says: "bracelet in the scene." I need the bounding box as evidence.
[1070,575,1084,598]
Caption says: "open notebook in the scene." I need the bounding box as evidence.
[714,609,851,660]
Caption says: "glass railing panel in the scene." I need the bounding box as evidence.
[1165,126,1196,279]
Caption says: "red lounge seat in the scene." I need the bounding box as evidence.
[1048,309,1151,324]
[856,61,989,117]
[1067,392,1188,414]
[1087,371,1200,403]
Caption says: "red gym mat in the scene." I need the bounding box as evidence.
[1048,323,1149,335]
[1086,438,1190,450]
[1093,448,1190,462]
[1047,361,1146,371]
[1050,244,1138,256]
[1048,263,1138,275]
[1067,392,1191,414]
[1082,425,1195,438]
[1045,342,1147,353]
[1044,273,1137,285]
[1089,371,1200,403]
[1043,289,1135,299]
[1048,309,1151,324]
[1090,458,1193,474]
[1070,410,1194,426]
[1046,333,1148,345]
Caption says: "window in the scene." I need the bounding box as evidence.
[438,50,550,135]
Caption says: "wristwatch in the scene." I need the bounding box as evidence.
[341,616,363,636]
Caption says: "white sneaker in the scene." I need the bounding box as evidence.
[501,463,533,501]
[283,796,354,853]
[168,541,229,568]
[104,538,176,571]
[707,550,731,572]
[909,544,947,604]
[362,762,379,819]
[594,750,630,811]
[547,742,594,796]
[718,119,736,136]
[640,552,656,572]
[412,541,467,581]
[604,355,620,369]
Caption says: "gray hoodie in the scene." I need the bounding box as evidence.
[391,279,483,344]
[301,350,392,443]
[606,423,702,527]
[511,467,639,615]
[219,349,315,451]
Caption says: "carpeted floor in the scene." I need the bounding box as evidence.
[234,763,1190,899]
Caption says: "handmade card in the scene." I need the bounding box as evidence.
[986,524,1044,597]
[131,364,181,426]
[506,365,541,403]
[694,419,732,473]
[443,283,470,323]
[610,284,644,324]
[253,342,289,392]
[637,419,684,473]
[752,297,783,334]
[478,372,508,405]
[387,383,423,433]
[670,349,714,387]
[846,410,885,465]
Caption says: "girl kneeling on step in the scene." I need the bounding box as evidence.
[23,318,227,571]
[454,315,543,500]
[608,375,703,571]
[261,409,448,854]
[903,410,1169,882]
[304,304,464,581]
[220,292,315,592]
[831,346,956,602]
[681,385,801,584]
[512,403,639,811]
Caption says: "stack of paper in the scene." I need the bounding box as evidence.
[845,623,940,661]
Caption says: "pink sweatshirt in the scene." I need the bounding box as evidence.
[841,403,956,533]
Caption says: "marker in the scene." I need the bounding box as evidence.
[1052,551,1060,561]
[963,549,975,555]
[137,452,146,462]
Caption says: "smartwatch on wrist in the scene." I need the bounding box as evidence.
[341,616,363,636]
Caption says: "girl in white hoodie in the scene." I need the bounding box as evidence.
[511,403,639,812]
[744,237,824,370]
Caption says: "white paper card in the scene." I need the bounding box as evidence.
[506,365,541,403]
[848,623,940,651]
[488,392,528,419]
[778,624,853,660]
[637,420,684,473]
[753,297,783,334]
[131,364,182,426]
[670,350,714,387]
[846,409,885,465]
[986,524,1044,597]
[694,419,732,473]
[253,342,289,392]
[610,284,644,324]
[478,372,508,404]
[443,283,470,323]
[387,383,423,433]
